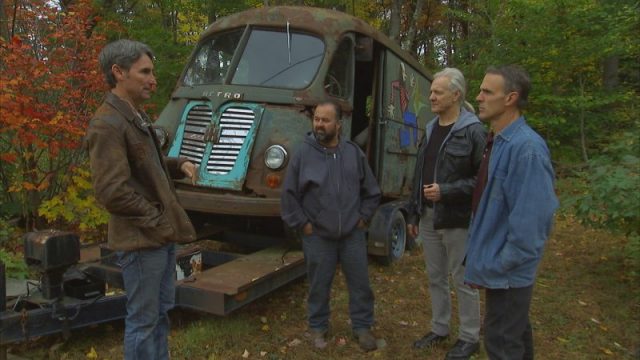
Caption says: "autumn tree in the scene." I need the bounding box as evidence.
[0,0,107,227]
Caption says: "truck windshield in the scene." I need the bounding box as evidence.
[182,27,324,88]
[183,29,244,86]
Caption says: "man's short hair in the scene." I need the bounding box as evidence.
[99,39,154,89]
[314,100,343,123]
[433,67,467,105]
[486,65,531,109]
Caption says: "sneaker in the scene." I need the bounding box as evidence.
[353,328,377,352]
[413,331,448,349]
[444,339,480,359]
[309,329,328,350]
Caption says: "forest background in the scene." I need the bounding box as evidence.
[0,1,638,357]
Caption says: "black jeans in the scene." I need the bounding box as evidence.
[484,285,534,360]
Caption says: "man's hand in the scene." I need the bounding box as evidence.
[423,183,441,202]
[302,222,313,236]
[357,218,367,229]
[180,161,198,185]
[407,224,419,238]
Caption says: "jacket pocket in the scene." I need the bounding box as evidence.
[142,214,176,244]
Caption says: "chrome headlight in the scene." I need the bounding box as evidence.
[264,145,288,170]
[152,126,169,149]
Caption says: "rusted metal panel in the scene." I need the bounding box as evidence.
[378,50,434,196]
[200,6,431,82]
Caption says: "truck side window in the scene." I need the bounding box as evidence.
[324,38,353,98]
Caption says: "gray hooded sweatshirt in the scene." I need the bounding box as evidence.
[281,133,381,240]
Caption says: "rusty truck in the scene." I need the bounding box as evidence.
[154,5,435,263]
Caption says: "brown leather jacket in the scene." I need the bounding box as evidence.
[86,93,196,251]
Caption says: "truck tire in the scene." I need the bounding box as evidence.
[375,209,407,265]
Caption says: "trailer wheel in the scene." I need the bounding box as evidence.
[375,210,406,265]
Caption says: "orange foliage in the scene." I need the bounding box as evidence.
[0,0,110,221]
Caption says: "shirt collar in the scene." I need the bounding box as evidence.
[496,116,526,142]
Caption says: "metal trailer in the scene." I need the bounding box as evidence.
[0,230,305,350]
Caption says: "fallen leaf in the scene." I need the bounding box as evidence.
[556,337,569,343]
[86,347,98,359]
[242,349,249,358]
[399,320,409,326]
[591,318,601,324]
[600,347,613,355]
[261,324,270,332]
[336,337,347,346]
[288,338,302,347]
[578,300,587,306]
[260,316,267,324]
[260,351,267,357]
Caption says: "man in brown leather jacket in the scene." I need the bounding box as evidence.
[86,39,197,360]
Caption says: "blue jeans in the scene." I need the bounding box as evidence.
[117,243,176,360]
[302,229,374,332]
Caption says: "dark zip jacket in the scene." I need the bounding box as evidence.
[281,133,381,240]
[408,108,487,229]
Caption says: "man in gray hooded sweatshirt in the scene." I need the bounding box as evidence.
[281,100,381,352]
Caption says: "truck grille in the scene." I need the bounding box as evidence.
[179,105,256,175]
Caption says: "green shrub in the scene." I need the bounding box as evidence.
[560,127,640,277]
[38,164,108,243]
[0,218,28,279]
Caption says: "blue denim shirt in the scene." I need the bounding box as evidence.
[464,117,559,289]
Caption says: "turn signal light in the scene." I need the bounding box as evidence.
[266,173,281,189]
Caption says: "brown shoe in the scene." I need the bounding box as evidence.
[353,328,377,352]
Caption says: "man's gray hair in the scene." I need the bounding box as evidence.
[99,39,154,89]
[433,67,467,105]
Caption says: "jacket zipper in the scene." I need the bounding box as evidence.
[333,152,342,238]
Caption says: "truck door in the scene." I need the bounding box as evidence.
[374,50,433,198]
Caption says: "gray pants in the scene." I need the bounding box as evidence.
[419,207,480,343]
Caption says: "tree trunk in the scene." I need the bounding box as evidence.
[602,56,619,90]
[0,0,9,41]
[579,76,589,162]
[405,0,424,53]
[389,0,401,43]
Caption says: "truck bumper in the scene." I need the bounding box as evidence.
[176,189,281,216]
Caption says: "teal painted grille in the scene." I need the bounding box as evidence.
[207,107,255,174]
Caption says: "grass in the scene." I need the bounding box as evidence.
[7,216,639,359]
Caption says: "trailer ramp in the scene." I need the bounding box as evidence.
[176,246,305,315]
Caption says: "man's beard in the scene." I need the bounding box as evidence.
[313,129,336,143]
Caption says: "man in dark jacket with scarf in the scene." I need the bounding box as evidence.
[281,100,381,352]
[408,68,487,359]
[86,39,197,360]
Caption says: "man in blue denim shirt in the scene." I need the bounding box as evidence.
[464,65,558,360]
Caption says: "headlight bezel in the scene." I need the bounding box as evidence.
[264,145,288,170]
